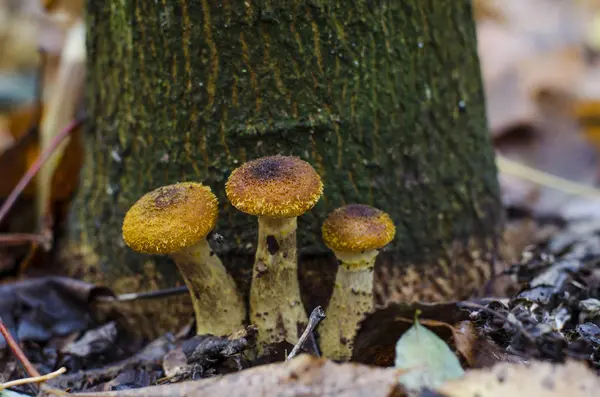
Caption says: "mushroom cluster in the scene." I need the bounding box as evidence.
[121,155,395,361]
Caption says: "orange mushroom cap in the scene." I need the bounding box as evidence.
[225,155,323,218]
[122,182,218,255]
[321,204,395,252]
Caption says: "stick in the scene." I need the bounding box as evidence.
[0,118,83,227]
[0,233,47,247]
[287,306,326,361]
[0,367,66,391]
[496,155,600,198]
[94,286,189,303]
[0,315,41,378]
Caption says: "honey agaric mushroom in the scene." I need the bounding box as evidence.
[122,182,245,337]
[225,155,323,346]
[318,204,395,361]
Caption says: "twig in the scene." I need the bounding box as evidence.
[0,233,47,247]
[0,367,66,391]
[496,155,600,198]
[0,315,41,378]
[94,286,189,303]
[0,118,83,227]
[287,306,326,361]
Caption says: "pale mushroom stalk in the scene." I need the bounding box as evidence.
[317,204,395,361]
[226,155,323,347]
[318,250,379,361]
[171,238,245,336]
[250,216,307,345]
[122,182,245,337]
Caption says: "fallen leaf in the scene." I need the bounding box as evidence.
[436,359,600,397]
[61,321,118,358]
[451,321,477,367]
[47,334,175,391]
[352,302,468,366]
[0,276,112,348]
[162,327,256,381]
[44,354,406,397]
[1,390,31,397]
[395,320,465,391]
[36,18,85,232]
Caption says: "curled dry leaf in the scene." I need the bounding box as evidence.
[436,359,600,397]
[451,321,477,367]
[0,276,112,348]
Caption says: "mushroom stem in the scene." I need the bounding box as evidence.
[171,237,245,336]
[250,216,308,345]
[319,250,378,361]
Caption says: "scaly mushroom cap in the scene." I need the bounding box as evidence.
[122,182,218,255]
[321,204,395,252]
[225,155,323,218]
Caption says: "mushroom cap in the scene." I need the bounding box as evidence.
[321,204,395,252]
[122,182,218,255]
[225,155,323,218]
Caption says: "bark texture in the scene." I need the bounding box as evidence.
[67,0,502,334]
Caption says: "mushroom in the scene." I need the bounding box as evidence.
[225,155,323,346]
[318,204,395,361]
[122,182,245,336]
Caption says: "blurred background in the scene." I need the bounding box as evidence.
[3,0,600,246]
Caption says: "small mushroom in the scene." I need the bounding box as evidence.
[318,204,395,361]
[225,155,323,346]
[122,182,245,336]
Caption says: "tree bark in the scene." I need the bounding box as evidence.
[64,0,503,335]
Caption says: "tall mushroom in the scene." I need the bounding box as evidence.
[318,204,395,361]
[122,182,245,336]
[225,155,323,346]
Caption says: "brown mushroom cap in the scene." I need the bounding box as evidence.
[122,182,218,255]
[225,155,323,218]
[321,204,395,252]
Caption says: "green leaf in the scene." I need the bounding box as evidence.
[0,389,33,397]
[394,319,465,391]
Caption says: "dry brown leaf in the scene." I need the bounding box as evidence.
[472,0,506,23]
[451,321,477,367]
[44,354,406,397]
[1,102,41,142]
[476,22,537,134]
[37,18,85,228]
[518,47,585,100]
[0,131,38,198]
[573,99,600,150]
[436,359,600,397]
[0,1,41,71]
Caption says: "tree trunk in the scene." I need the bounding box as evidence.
[63,0,503,336]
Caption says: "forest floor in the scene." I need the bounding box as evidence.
[0,214,599,397]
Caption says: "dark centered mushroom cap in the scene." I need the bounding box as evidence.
[122,182,218,255]
[321,204,395,252]
[225,155,323,218]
